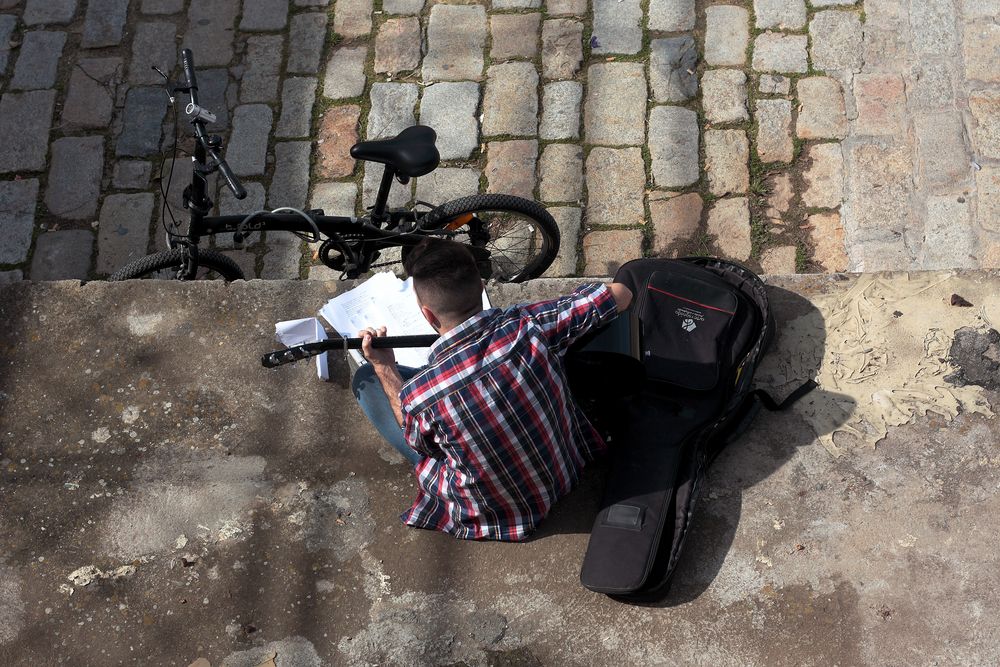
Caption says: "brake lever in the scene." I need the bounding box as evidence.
[151,65,176,103]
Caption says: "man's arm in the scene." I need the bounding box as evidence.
[609,282,633,313]
[360,326,404,427]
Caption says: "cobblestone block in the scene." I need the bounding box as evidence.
[30,231,94,280]
[0,90,56,173]
[196,69,230,130]
[649,0,695,31]
[323,47,368,100]
[702,69,748,124]
[754,98,792,163]
[81,0,129,48]
[485,140,538,200]
[650,37,698,104]
[971,90,1000,159]
[367,83,418,139]
[796,77,847,139]
[854,73,907,137]
[183,0,239,67]
[847,142,915,243]
[761,246,797,274]
[275,78,318,139]
[493,0,541,8]
[539,144,583,203]
[586,147,645,226]
[418,82,480,160]
[219,249,258,278]
[0,270,23,284]
[649,105,698,187]
[546,0,587,14]
[908,62,953,110]
[975,166,1000,233]
[0,16,15,75]
[802,143,844,209]
[540,81,582,140]
[269,142,312,210]
[592,0,642,55]
[809,11,863,72]
[766,172,793,219]
[24,0,77,25]
[423,5,486,81]
[113,161,153,190]
[704,6,748,67]
[542,206,581,278]
[45,136,104,220]
[483,63,538,137]
[241,35,283,103]
[316,105,360,178]
[128,22,177,85]
[287,13,328,75]
[142,0,184,14]
[261,239,303,279]
[241,0,288,31]
[542,18,583,80]
[116,87,168,158]
[96,194,155,274]
[334,0,372,38]
[911,0,956,57]
[754,0,805,30]
[307,263,341,281]
[227,104,273,176]
[10,31,66,90]
[383,0,424,14]
[585,62,646,146]
[0,179,39,264]
[491,13,540,61]
[62,58,120,129]
[375,17,422,75]
[363,163,412,209]
[650,192,702,257]
[706,197,750,261]
[414,168,481,205]
[759,74,790,95]
[806,212,847,272]
[915,112,970,189]
[310,182,357,217]
[705,130,749,196]
[752,33,808,73]
[582,229,643,276]
[922,196,976,269]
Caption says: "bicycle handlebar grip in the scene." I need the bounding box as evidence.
[181,48,198,104]
[215,156,247,200]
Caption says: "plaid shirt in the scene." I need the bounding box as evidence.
[398,283,618,541]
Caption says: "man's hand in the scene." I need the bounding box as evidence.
[358,326,396,367]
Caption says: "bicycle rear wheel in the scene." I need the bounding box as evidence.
[419,194,560,282]
[109,248,245,281]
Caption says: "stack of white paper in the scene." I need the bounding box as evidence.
[319,272,438,368]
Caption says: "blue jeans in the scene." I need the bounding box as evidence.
[351,364,423,464]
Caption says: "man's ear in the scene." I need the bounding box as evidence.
[420,304,442,332]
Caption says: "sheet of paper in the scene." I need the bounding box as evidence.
[274,317,329,380]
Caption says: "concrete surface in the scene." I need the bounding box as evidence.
[1,273,999,666]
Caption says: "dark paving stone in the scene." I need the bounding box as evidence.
[116,87,170,158]
[29,230,94,280]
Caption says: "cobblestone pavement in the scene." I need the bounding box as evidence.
[0,0,996,282]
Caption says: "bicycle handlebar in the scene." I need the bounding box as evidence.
[261,334,440,369]
[179,49,246,200]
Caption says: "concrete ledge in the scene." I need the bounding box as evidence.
[1,272,999,665]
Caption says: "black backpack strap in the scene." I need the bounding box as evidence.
[752,378,818,411]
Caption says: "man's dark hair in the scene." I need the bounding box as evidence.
[404,238,483,321]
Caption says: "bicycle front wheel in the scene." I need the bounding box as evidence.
[109,248,245,281]
[419,194,560,282]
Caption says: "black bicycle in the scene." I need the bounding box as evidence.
[110,49,559,283]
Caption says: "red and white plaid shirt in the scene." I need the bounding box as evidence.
[398,283,618,541]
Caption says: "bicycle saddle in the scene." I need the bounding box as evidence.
[350,125,440,178]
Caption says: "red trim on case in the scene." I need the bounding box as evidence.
[647,285,736,315]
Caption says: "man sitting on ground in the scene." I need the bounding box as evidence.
[351,238,633,541]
